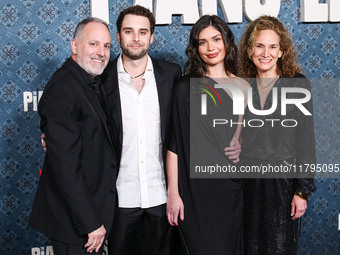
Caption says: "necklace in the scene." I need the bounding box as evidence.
[123,66,145,79]
[257,75,279,89]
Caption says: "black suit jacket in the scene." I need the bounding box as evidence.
[29,58,117,245]
[102,56,181,169]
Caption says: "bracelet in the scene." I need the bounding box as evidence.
[294,190,308,200]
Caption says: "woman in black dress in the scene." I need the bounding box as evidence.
[238,16,316,255]
[166,15,249,255]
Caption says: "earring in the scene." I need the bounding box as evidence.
[248,55,252,60]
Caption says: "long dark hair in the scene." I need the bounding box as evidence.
[184,15,237,77]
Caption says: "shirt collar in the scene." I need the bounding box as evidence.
[67,57,95,86]
[117,54,153,77]
[145,55,153,73]
[117,54,125,74]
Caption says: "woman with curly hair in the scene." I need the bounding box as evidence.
[238,16,316,255]
[166,15,249,255]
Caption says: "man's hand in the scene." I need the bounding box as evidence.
[224,136,241,163]
[167,192,184,226]
[41,133,47,152]
[84,225,106,253]
[291,195,307,220]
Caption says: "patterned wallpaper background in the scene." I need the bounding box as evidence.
[0,0,339,254]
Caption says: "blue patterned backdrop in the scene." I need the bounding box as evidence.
[0,0,339,254]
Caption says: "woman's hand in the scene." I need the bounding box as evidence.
[85,225,106,253]
[224,136,241,163]
[291,195,307,220]
[166,192,184,226]
[41,133,47,151]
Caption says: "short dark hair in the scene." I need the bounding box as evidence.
[184,15,238,77]
[73,17,110,39]
[116,5,155,34]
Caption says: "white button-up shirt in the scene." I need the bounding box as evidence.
[116,54,167,208]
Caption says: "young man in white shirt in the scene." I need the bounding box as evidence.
[102,5,181,255]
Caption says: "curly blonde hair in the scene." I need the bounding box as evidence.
[238,15,301,78]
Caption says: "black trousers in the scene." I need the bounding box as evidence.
[51,239,104,255]
[108,203,170,255]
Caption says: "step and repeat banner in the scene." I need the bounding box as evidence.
[0,0,339,254]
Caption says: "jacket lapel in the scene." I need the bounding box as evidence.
[102,58,123,163]
[82,82,114,148]
[152,57,170,145]
[65,58,114,149]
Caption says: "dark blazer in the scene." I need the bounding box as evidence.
[29,58,117,245]
[102,56,181,168]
